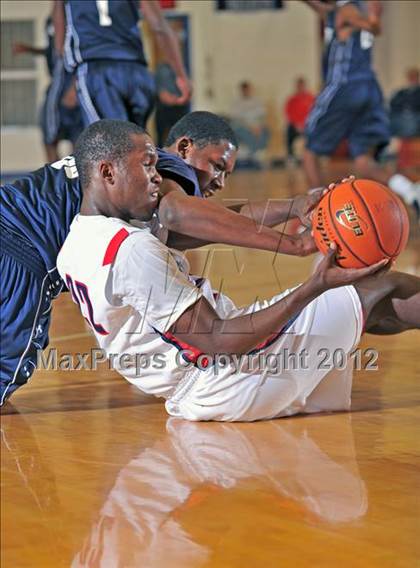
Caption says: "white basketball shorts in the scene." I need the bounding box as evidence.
[165,285,363,422]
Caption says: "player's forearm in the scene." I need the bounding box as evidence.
[174,277,322,355]
[302,0,334,17]
[154,27,187,80]
[159,194,304,255]
[15,44,47,56]
[235,199,297,227]
[52,0,66,55]
[339,4,381,35]
[141,0,187,81]
[214,278,321,353]
[166,231,212,250]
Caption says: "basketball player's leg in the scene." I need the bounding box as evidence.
[354,271,420,335]
[76,61,129,126]
[304,83,357,187]
[0,251,53,406]
[128,63,156,128]
[349,80,418,209]
[40,85,60,162]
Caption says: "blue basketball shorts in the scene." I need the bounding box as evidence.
[40,60,83,146]
[305,78,390,158]
[76,60,156,128]
[0,224,61,405]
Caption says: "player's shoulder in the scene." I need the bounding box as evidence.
[2,157,80,198]
[157,148,201,197]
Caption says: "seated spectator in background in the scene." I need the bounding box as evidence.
[155,41,190,147]
[230,81,270,167]
[284,77,315,161]
[390,67,420,139]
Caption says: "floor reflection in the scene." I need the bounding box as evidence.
[1,405,65,566]
[71,415,368,568]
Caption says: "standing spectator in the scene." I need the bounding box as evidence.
[390,67,420,139]
[230,81,270,167]
[53,0,191,128]
[284,77,315,161]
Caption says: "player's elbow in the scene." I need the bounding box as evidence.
[158,195,184,231]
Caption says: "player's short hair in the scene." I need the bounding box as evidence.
[165,111,238,149]
[74,119,146,187]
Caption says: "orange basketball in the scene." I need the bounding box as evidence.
[312,179,409,268]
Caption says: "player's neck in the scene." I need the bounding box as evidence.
[80,190,115,219]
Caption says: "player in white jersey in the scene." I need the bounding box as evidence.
[57,120,420,422]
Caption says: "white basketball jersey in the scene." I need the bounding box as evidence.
[57,215,206,398]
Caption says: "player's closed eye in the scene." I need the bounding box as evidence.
[213,162,224,175]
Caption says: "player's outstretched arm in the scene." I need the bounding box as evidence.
[52,0,66,55]
[140,0,191,104]
[12,43,47,57]
[337,1,382,36]
[228,188,326,228]
[170,245,389,355]
[158,179,315,256]
[299,0,335,19]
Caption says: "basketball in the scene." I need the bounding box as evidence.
[312,179,410,268]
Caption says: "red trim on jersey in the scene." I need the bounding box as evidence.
[251,332,281,352]
[102,228,130,266]
[162,331,209,368]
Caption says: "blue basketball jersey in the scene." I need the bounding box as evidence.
[156,149,202,198]
[64,0,147,68]
[0,150,201,275]
[323,0,375,84]
[0,157,82,273]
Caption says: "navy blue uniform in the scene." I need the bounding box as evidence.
[41,17,83,146]
[0,150,201,405]
[157,148,202,197]
[306,0,389,158]
[64,0,155,127]
[0,157,81,404]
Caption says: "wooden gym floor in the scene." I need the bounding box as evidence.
[1,167,419,568]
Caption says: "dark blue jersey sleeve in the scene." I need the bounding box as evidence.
[0,157,82,272]
[157,148,202,198]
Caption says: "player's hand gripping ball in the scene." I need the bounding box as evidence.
[312,179,409,268]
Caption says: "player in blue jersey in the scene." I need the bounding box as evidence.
[52,0,191,128]
[13,15,83,162]
[302,0,419,213]
[0,156,81,405]
[0,114,324,406]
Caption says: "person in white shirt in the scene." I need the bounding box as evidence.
[57,119,420,422]
[230,81,270,166]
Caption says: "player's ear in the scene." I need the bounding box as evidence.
[99,161,115,185]
[176,137,193,159]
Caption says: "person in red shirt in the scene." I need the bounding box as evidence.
[284,77,315,160]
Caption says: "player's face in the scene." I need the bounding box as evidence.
[183,140,237,198]
[116,135,162,221]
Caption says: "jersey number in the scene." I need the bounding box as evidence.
[66,274,109,336]
[360,30,374,50]
[96,0,112,26]
[51,156,79,180]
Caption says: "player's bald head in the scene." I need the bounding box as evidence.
[74,119,148,187]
